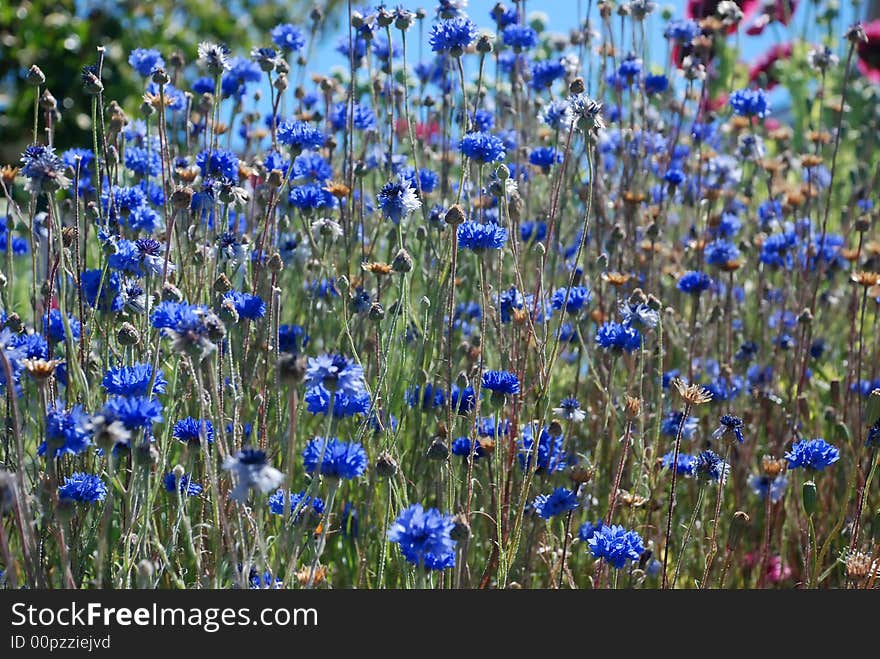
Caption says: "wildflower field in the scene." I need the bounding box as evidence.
[1,0,879,591]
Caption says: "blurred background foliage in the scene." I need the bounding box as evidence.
[0,0,343,161]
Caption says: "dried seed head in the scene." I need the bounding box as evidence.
[761,455,786,478]
[375,451,399,478]
[673,378,713,406]
[170,185,194,210]
[213,273,232,293]
[27,65,46,86]
[570,465,593,485]
[445,204,466,226]
[845,551,877,582]
[392,248,413,273]
[0,470,17,513]
[117,322,140,346]
[624,396,641,418]
[451,513,471,542]
[23,358,61,383]
[278,353,307,386]
[426,438,449,461]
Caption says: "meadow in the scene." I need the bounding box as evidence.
[1,0,879,589]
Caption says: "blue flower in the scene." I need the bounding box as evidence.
[124,146,161,177]
[406,383,446,410]
[748,474,788,503]
[457,221,508,251]
[223,449,285,501]
[81,269,123,312]
[645,74,668,94]
[481,370,520,395]
[329,101,377,132]
[196,149,240,181]
[705,239,741,268]
[172,417,214,446]
[304,388,371,417]
[530,60,566,90]
[451,436,489,460]
[19,144,70,193]
[221,57,262,99]
[279,324,308,354]
[618,54,642,80]
[459,131,506,163]
[664,18,700,42]
[43,309,81,343]
[39,403,92,458]
[288,183,336,211]
[101,396,163,431]
[293,152,333,182]
[163,472,203,497]
[693,450,730,483]
[619,300,659,329]
[868,420,880,449]
[223,290,266,320]
[519,425,567,473]
[578,520,604,543]
[533,487,579,520]
[388,503,457,570]
[712,414,745,443]
[429,17,477,54]
[595,321,641,353]
[377,175,421,223]
[277,120,325,152]
[271,23,306,51]
[662,451,695,475]
[729,88,770,118]
[502,24,538,51]
[268,489,325,521]
[305,354,366,395]
[102,363,166,397]
[677,270,712,295]
[302,437,367,480]
[529,147,562,173]
[551,286,592,314]
[402,167,439,194]
[58,473,106,504]
[785,438,840,471]
[588,524,645,568]
[661,411,699,439]
[128,48,165,76]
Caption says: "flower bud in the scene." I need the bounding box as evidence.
[802,480,818,516]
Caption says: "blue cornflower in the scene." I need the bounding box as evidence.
[664,18,700,42]
[588,524,645,568]
[618,54,642,80]
[619,300,659,329]
[481,369,520,396]
[551,286,592,314]
[645,74,669,95]
[279,324,308,354]
[8,332,48,360]
[519,221,546,242]
[785,439,840,471]
[223,290,266,320]
[595,321,641,353]
[19,144,70,193]
[43,309,81,343]
[713,415,745,443]
[302,437,368,480]
[124,145,161,177]
[729,88,771,118]
[402,167,439,194]
[530,60,567,91]
[102,363,166,396]
[172,417,214,446]
[502,24,538,51]
[388,503,457,570]
[163,472,203,497]
[693,450,730,483]
[406,383,446,410]
[39,403,92,458]
[451,436,489,460]
[128,48,165,76]
[578,520,604,543]
[329,101,377,132]
[748,474,788,503]
[220,57,262,99]
[451,384,477,414]
[529,147,562,173]
[429,17,477,55]
[288,183,336,211]
[533,487,579,520]
[457,221,508,251]
[293,152,333,182]
[304,388,371,417]
[268,489,324,521]
[223,449,285,501]
[58,473,106,504]
[661,411,699,439]
[459,131,506,163]
[662,451,696,476]
[271,23,306,51]
[196,149,240,181]
[664,168,686,186]
[705,239,741,268]
[519,425,567,473]
[553,397,586,423]
[677,270,712,295]
[277,120,325,152]
[377,175,422,223]
[101,396,163,431]
[305,354,366,395]
[81,269,122,313]
[197,41,231,73]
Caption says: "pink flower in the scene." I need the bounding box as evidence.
[745,1,798,36]
[857,20,880,84]
[748,42,793,89]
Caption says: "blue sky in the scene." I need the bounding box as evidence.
[303,0,864,73]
